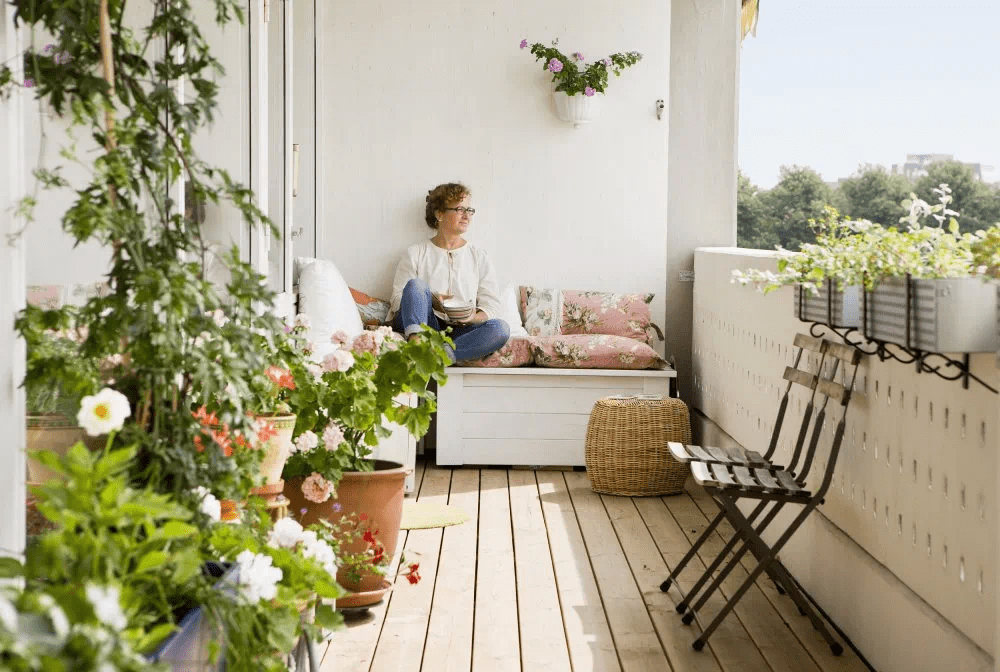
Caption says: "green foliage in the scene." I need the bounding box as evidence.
[758,165,835,251]
[736,170,777,250]
[523,39,642,96]
[837,164,911,227]
[914,161,1000,233]
[17,306,100,417]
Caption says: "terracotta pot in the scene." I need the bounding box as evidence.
[284,460,409,608]
[249,413,295,495]
[26,415,104,484]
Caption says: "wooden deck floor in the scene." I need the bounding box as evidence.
[320,459,872,672]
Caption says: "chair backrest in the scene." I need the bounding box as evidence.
[763,333,829,468]
[793,339,863,493]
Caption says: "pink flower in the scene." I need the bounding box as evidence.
[293,430,318,453]
[330,330,351,347]
[547,58,563,73]
[519,39,528,49]
[572,52,584,61]
[301,472,335,503]
[23,79,34,88]
[584,87,596,97]
[323,424,345,450]
[602,57,612,66]
[322,349,355,373]
[351,330,379,355]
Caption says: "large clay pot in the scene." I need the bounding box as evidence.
[26,415,104,484]
[249,413,295,498]
[284,460,409,607]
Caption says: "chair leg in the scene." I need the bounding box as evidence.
[687,499,785,615]
[693,499,821,650]
[661,507,727,595]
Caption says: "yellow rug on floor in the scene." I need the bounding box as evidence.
[400,501,470,530]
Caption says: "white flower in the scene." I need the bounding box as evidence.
[322,424,344,450]
[294,313,311,330]
[77,387,131,437]
[0,595,17,632]
[268,517,304,549]
[322,349,355,373]
[86,584,128,630]
[301,535,337,576]
[305,361,324,381]
[37,595,69,638]
[212,309,228,328]
[330,330,351,347]
[193,486,220,522]
[293,430,318,453]
[235,550,283,603]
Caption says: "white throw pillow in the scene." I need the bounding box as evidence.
[297,258,364,348]
[500,284,529,338]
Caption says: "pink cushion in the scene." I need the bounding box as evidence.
[529,334,665,370]
[561,290,655,343]
[458,337,533,368]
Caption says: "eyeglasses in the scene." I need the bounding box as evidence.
[444,207,476,216]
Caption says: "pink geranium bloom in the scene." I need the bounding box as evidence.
[547,58,563,73]
[301,472,335,503]
[519,39,528,49]
[584,87,596,97]
[351,330,379,355]
[330,330,351,346]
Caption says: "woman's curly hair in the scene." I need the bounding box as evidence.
[425,183,470,229]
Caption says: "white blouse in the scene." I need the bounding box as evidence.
[388,240,502,322]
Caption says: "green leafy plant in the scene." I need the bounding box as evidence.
[732,185,1000,294]
[283,325,451,484]
[521,38,642,96]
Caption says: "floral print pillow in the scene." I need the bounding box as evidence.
[458,337,534,368]
[561,290,657,344]
[522,286,563,337]
[529,334,666,370]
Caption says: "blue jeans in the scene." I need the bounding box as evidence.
[393,278,510,363]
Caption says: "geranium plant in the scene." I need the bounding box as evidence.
[521,38,642,96]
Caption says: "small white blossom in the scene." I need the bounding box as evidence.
[268,517,304,549]
[294,313,311,330]
[193,486,221,522]
[293,430,319,453]
[86,584,128,631]
[235,550,283,603]
[322,349,355,373]
[0,595,17,632]
[77,388,131,437]
[305,361,324,381]
[38,595,70,638]
[212,309,228,328]
[322,424,345,450]
[301,534,337,576]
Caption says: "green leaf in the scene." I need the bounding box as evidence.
[152,520,199,540]
[0,556,24,578]
[135,622,179,653]
[314,603,344,631]
[135,550,169,573]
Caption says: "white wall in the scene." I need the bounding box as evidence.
[1,2,27,559]
[316,0,671,347]
[693,247,996,672]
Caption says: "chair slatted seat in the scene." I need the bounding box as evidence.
[660,333,864,657]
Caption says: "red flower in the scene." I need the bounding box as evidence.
[255,420,278,444]
[404,563,421,584]
[363,529,377,546]
[266,366,296,390]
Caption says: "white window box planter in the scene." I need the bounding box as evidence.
[793,282,862,328]
[862,277,999,353]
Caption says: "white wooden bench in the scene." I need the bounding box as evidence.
[434,366,678,466]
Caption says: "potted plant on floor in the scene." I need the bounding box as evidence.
[282,325,451,605]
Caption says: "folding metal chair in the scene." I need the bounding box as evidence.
[661,334,862,654]
[660,334,828,605]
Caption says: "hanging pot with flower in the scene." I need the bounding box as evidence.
[521,38,643,128]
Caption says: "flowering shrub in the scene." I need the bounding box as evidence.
[282,324,451,485]
[521,38,642,96]
[732,185,1000,294]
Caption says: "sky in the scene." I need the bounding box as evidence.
[738,0,1000,189]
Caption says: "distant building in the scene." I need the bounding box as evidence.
[891,154,994,182]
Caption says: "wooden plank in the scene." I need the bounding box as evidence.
[685,444,713,461]
[508,469,572,672]
[460,412,590,440]
[752,468,780,491]
[667,441,691,461]
[473,469,520,672]
[792,333,825,353]
[535,471,621,671]
[816,379,848,404]
[422,467,480,672]
[691,462,716,487]
[710,463,738,487]
[462,386,647,414]
[600,495,723,672]
[633,497,773,672]
[783,366,817,389]
[456,438,585,467]
[325,528,408,672]
[732,466,758,489]
[563,471,671,671]
[663,494,824,672]
[369,467,452,672]
[682,487,871,672]
[705,446,732,463]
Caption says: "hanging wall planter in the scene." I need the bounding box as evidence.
[552,91,602,128]
[793,282,862,329]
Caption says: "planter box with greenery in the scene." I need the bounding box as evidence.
[793,281,862,329]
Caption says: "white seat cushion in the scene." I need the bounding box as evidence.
[297,258,365,349]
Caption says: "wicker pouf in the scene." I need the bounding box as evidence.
[585,395,692,496]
